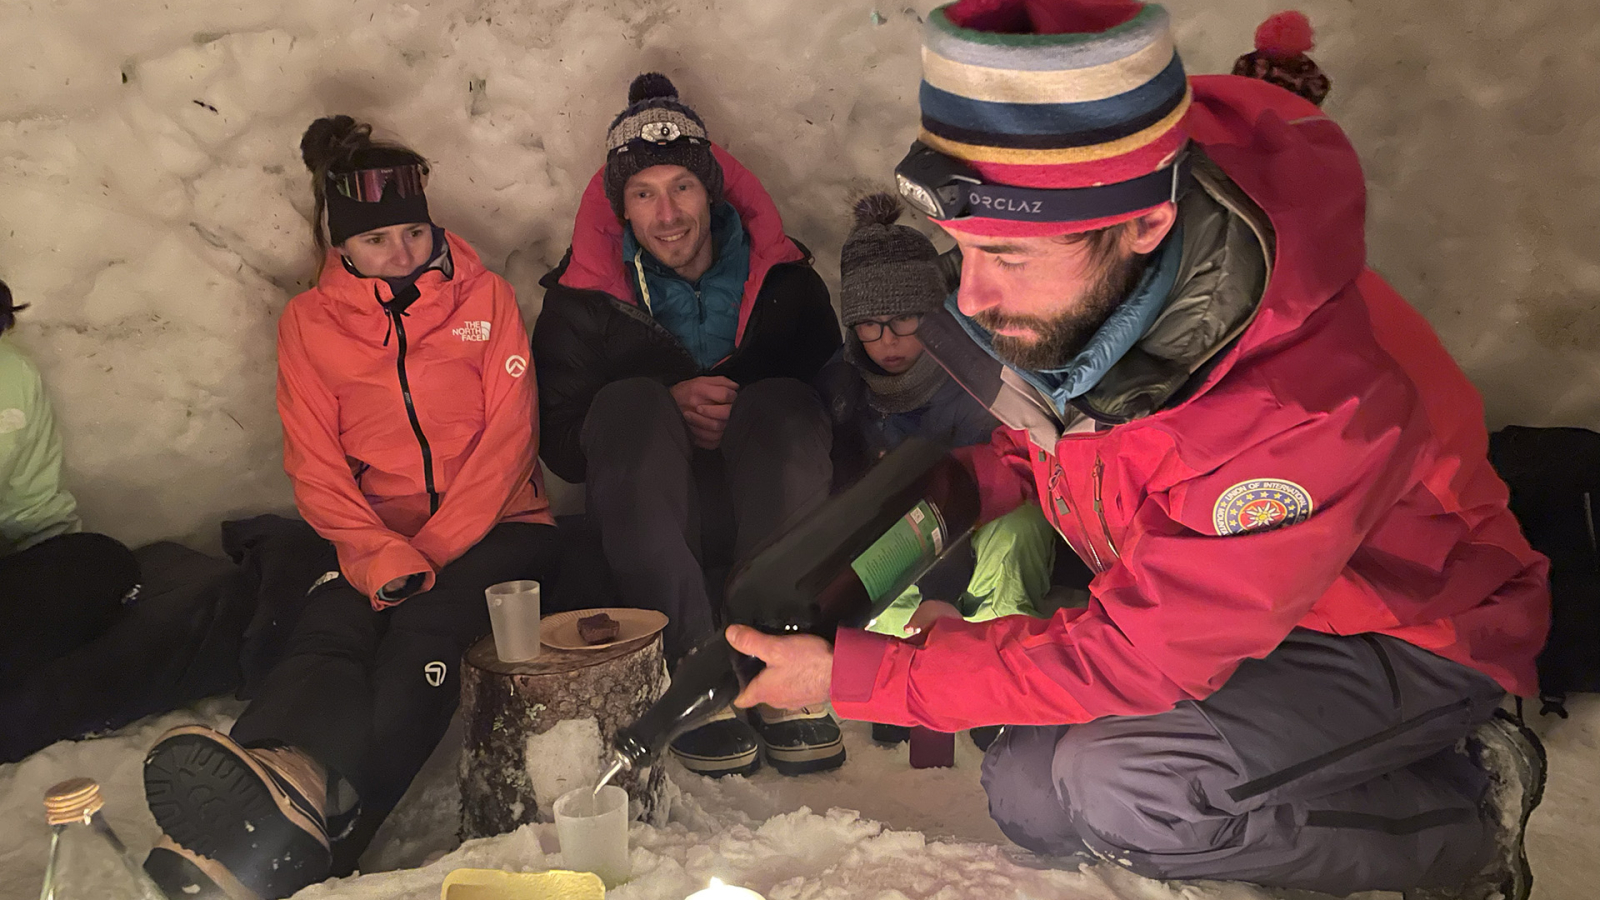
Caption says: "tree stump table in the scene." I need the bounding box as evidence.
[458,631,669,840]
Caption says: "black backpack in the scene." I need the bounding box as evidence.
[1488,425,1600,716]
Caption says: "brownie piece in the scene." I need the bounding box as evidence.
[577,613,621,645]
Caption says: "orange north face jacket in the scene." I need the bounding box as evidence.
[276,230,552,605]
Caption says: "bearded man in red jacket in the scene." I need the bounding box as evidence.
[727,1,1552,898]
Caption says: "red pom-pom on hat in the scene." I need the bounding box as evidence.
[1254,10,1315,58]
[947,0,1143,35]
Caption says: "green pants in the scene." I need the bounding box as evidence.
[867,504,1055,636]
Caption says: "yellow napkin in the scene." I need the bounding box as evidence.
[441,868,607,900]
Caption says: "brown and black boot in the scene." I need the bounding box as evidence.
[143,726,331,900]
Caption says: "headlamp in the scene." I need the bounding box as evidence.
[893,141,1191,224]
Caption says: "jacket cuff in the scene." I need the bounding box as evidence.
[375,572,427,605]
[356,544,437,608]
[830,626,910,724]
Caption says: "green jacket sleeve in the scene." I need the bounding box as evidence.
[959,504,1055,622]
[0,340,81,554]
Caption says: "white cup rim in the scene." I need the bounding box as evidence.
[485,580,540,597]
[553,784,627,820]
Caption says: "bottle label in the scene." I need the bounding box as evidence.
[849,500,946,602]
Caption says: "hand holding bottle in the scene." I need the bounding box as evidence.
[726,624,833,709]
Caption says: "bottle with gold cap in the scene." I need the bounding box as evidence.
[38,778,166,900]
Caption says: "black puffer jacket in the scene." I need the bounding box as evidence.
[532,146,840,483]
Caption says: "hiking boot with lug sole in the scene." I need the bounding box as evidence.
[1404,709,1547,900]
[144,835,260,900]
[669,707,761,777]
[752,705,846,776]
[143,725,331,900]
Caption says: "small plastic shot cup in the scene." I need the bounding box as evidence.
[553,785,631,888]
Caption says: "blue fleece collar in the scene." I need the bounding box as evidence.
[949,224,1183,416]
[623,202,748,292]
[623,203,751,370]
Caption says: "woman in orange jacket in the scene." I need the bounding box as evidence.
[139,116,559,899]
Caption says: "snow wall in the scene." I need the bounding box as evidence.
[0,0,1594,549]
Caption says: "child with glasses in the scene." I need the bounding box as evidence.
[137,116,559,900]
[817,195,1057,743]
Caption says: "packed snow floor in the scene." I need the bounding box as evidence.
[0,695,1595,900]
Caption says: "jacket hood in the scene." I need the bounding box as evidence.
[1183,74,1368,363]
[556,142,805,344]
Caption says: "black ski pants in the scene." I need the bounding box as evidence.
[580,377,832,665]
[229,522,558,824]
[0,531,139,687]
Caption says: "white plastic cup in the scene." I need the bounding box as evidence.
[485,580,541,663]
[553,785,631,888]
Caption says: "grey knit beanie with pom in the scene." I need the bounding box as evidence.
[604,73,724,217]
[839,193,946,327]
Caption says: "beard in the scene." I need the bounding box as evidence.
[974,248,1151,371]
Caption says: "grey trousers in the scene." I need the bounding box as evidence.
[581,376,832,664]
[980,629,1506,895]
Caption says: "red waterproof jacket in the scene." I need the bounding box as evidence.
[277,231,552,606]
[831,76,1550,731]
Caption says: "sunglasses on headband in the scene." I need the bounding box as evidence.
[328,164,430,203]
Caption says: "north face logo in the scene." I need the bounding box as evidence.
[423,661,448,687]
[452,321,491,342]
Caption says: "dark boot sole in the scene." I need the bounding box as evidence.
[144,731,330,899]
[766,743,846,776]
[670,745,763,778]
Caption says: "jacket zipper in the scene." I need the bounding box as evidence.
[387,303,440,514]
[1048,457,1105,573]
[1065,490,1106,573]
[626,259,725,372]
[1092,454,1120,561]
[1051,492,1100,574]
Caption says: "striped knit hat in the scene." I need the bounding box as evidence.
[917,0,1191,236]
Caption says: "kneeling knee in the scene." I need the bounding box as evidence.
[980,725,1084,856]
[1056,730,1228,860]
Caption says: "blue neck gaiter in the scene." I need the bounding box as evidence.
[950,224,1184,416]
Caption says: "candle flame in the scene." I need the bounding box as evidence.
[709,878,725,888]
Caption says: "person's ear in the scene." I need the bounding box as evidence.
[1126,202,1178,254]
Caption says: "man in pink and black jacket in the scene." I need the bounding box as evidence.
[534,74,845,778]
[728,2,1551,897]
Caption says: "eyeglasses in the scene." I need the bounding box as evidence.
[329,164,429,203]
[853,314,923,342]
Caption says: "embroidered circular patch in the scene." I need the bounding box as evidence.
[1212,479,1314,536]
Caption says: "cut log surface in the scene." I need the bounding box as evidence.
[459,631,668,840]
